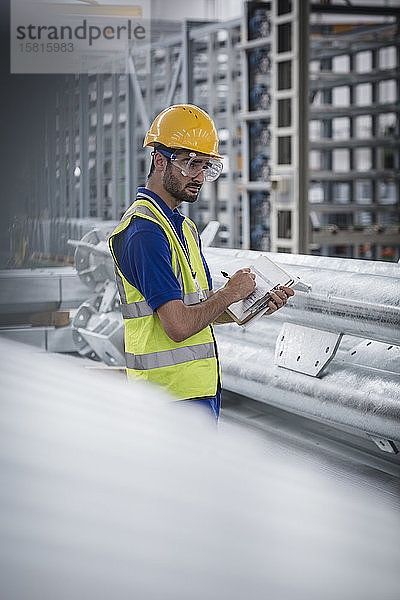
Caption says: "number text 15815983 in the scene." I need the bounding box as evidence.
[19,42,74,53]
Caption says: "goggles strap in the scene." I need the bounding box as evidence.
[154,149,176,160]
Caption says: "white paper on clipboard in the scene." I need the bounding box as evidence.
[225,255,309,326]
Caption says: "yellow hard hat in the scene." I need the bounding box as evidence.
[143,104,223,158]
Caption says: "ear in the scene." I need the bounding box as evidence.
[153,151,168,172]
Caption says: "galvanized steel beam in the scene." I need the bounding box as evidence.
[214,324,400,443]
[205,247,400,345]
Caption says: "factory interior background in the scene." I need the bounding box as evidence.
[1,0,399,267]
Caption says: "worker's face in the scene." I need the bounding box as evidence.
[162,151,206,204]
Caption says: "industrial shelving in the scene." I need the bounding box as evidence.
[309,4,400,260]
[238,1,272,252]
[22,1,399,263]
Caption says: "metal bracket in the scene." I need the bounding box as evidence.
[275,322,343,377]
[369,435,399,454]
[99,280,118,313]
[77,324,125,367]
[344,339,400,374]
[70,228,115,290]
[71,294,124,366]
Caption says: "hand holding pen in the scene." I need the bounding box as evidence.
[221,269,293,312]
[220,268,256,304]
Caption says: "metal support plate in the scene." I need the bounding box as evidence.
[77,325,125,367]
[275,322,342,377]
[369,436,399,454]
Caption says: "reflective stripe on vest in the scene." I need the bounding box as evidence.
[121,289,211,319]
[114,267,127,304]
[122,203,162,225]
[183,289,211,305]
[126,341,216,370]
[121,301,153,319]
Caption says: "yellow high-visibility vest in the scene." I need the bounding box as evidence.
[109,193,220,400]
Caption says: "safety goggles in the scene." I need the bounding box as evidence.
[156,149,223,182]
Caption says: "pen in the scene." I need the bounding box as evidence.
[221,270,230,279]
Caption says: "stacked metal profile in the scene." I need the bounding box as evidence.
[0,266,90,351]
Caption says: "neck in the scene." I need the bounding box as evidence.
[146,178,180,211]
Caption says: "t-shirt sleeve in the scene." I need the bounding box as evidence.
[112,219,183,311]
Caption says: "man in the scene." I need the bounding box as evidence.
[109,104,293,418]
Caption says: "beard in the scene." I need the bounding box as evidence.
[162,164,201,204]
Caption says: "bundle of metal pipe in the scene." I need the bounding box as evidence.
[206,247,400,447]
[214,320,400,445]
[205,248,400,345]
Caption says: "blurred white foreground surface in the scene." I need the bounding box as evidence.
[0,339,399,600]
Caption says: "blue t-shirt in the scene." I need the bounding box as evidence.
[113,188,220,418]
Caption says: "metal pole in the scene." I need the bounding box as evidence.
[181,20,193,219]
[127,55,150,131]
[226,27,237,248]
[58,89,67,218]
[297,0,310,254]
[68,76,75,218]
[111,73,120,221]
[96,75,104,220]
[45,97,57,219]
[166,50,183,107]
[182,20,193,105]
[124,67,132,211]
[79,75,89,218]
